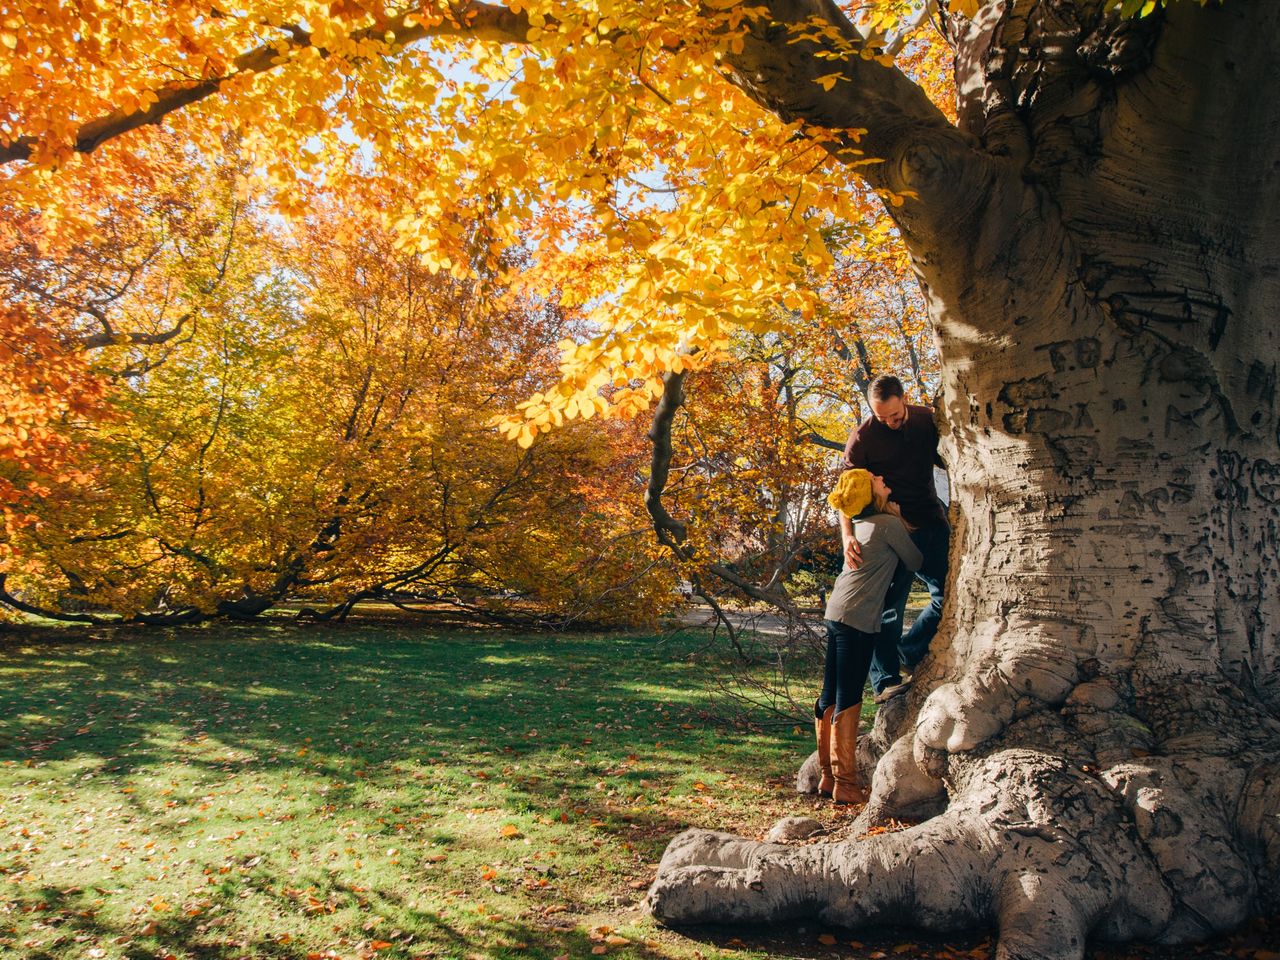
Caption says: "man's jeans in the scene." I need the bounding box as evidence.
[868,522,949,695]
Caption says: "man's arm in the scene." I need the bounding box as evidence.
[841,512,863,569]
[842,423,866,471]
[841,421,867,567]
[884,517,924,572]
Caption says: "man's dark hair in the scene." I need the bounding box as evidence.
[868,374,905,403]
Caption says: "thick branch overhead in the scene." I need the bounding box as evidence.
[722,1,967,183]
[0,2,531,166]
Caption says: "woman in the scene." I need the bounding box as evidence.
[816,468,923,804]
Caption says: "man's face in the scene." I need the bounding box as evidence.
[870,395,907,430]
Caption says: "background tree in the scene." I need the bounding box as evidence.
[3,174,671,626]
[2,1,1277,955]
[0,304,107,582]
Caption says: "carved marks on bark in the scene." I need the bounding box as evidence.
[1245,361,1278,442]
[1215,450,1280,510]
[993,337,1105,482]
[1209,450,1280,697]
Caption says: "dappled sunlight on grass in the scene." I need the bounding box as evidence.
[0,625,828,960]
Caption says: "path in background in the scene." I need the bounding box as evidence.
[675,601,923,637]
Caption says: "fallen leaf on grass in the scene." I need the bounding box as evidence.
[500,824,522,839]
[591,948,607,956]
[817,933,837,945]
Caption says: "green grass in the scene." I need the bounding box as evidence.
[0,625,835,960]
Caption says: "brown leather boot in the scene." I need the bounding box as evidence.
[830,705,868,806]
[814,702,835,798]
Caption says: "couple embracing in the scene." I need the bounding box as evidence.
[814,375,950,805]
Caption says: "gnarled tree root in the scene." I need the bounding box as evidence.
[648,751,1280,960]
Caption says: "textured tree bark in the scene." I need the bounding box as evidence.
[648,2,1280,956]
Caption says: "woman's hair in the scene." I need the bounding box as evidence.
[854,485,893,520]
[872,486,891,514]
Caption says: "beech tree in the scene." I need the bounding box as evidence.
[3,0,1278,956]
[647,4,1280,958]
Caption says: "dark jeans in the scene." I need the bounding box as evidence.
[868,521,949,694]
[818,619,876,714]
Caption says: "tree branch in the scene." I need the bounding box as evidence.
[723,0,999,257]
[723,1,962,177]
[802,431,844,451]
[1,2,532,166]
[77,310,194,350]
[644,367,813,620]
[0,574,108,625]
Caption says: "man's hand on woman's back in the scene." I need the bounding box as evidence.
[843,535,863,570]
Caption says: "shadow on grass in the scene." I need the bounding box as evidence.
[8,880,682,960]
[0,623,773,775]
[0,623,812,958]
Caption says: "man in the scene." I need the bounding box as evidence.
[842,374,948,702]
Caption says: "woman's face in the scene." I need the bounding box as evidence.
[872,474,891,501]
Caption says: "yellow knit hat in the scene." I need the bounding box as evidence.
[828,469,873,518]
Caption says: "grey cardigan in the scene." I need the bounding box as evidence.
[824,512,923,633]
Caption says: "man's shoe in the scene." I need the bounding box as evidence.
[873,679,912,704]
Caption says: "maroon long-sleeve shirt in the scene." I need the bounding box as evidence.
[842,403,947,529]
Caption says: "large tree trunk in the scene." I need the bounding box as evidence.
[647,2,1280,956]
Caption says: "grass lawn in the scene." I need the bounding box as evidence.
[0,624,850,960]
[1,624,1274,960]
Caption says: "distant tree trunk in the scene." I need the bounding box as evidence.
[647,3,1280,956]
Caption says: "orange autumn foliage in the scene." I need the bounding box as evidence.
[2,173,671,624]
[0,304,108,572]
[2,0,955,434]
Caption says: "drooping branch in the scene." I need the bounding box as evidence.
[0,3,532,166]
[803,431,844,451]
[0,574,107,625]
[77,310,194,350]
[645,368,691,551]
[643,368,811,619]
